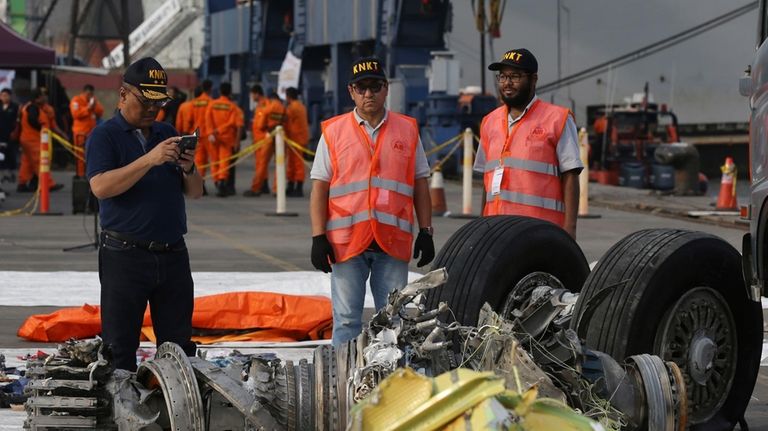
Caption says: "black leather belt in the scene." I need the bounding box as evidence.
[101,231,185,252]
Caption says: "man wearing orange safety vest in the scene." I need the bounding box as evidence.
[175,87,199,135]
[70,84,104,177]
[243,84,270,197]
[253,91,286,194]
[475,48,582,238]
[17,89,63,193]
[191,80,213,179]
[309,57,435,346]
[205,82,243,197]
[283,87,310,197]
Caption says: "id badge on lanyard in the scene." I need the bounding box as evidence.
[491,166,504,196]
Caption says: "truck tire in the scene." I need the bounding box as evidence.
[571,229,762,430]
[424,215,589,325]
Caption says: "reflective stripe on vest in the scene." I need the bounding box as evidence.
[328,177,414,198]
[371,210,413,233]
[325,209,412,234]
[326,210,369,230]
[484,156,560,177]
[485,190,565,212]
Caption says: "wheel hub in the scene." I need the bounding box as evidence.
[500,271,565,320]
[654,287,737,425]
[688,331,717,385]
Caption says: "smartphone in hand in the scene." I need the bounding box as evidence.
[178,128,199,154]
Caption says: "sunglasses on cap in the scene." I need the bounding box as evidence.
[123,86,169,108]
[351,81,386,95]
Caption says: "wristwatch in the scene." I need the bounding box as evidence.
[419,226,434,236]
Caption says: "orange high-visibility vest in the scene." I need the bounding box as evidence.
[322,111,419,263]
[480,99,570,226]
[20,102,50,143]
[70,93,103,136]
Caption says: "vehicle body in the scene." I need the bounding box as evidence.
[743,0,768,304]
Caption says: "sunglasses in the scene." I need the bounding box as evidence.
[124,87,169,108]
[351,82,386,95]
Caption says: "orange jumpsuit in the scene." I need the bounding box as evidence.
[18,102,51,186]
[190,93,212,175]
[283,99,310,182]
[253,98,286,192]
[70,93,104,177]
[248,96,270,192]
[175,100,194,135]
[205,96,242,182]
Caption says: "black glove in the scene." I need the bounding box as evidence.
[413,231,435,268]
[311,234,336,273]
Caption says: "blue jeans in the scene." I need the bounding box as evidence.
[330,251,408,345]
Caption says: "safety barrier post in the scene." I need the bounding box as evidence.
[448,128,477,219]
[461,128,474,215]
[39,128,51,213]
[33,128,61,216]
[577,127,600,219]
[265,126,298,217]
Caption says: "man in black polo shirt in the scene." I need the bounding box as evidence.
[86,57,203,371]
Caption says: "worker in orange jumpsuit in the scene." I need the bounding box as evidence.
[70,84,104,177]
[243,85,270,197]
[17,89,62,192]
[253,92,286,195]
[205,82,243,197]
[192,80,213,178]
[175,87,199,135]
[39,86,67,138]
[283,87,310,197]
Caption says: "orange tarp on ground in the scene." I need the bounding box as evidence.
[17,292,333,343]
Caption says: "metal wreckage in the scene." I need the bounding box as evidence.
[23,216,760,430]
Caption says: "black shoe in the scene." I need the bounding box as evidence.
[286,181,295,196]
[260,181,270,195]
[50,183,64,192]
[226,184,236,196]
[215,181,227,197]
[243,190,261,197]
[290,182,304,198]
[16,183,33,193]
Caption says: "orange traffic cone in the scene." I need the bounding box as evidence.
[715,156,738,211]
[430,169,449,216]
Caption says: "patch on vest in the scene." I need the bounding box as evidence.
[529,126,548,140]
[391,140,406,154]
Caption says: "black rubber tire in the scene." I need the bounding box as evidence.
[571,229,762,430]
[424,215,590,325]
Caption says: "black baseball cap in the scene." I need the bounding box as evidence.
[122,57,170,100]
[349,57,387,85]
[488,48,538,73]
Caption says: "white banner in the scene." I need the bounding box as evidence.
[101,0,182,68]
[277,50,302,100]
[0,69,15,91]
